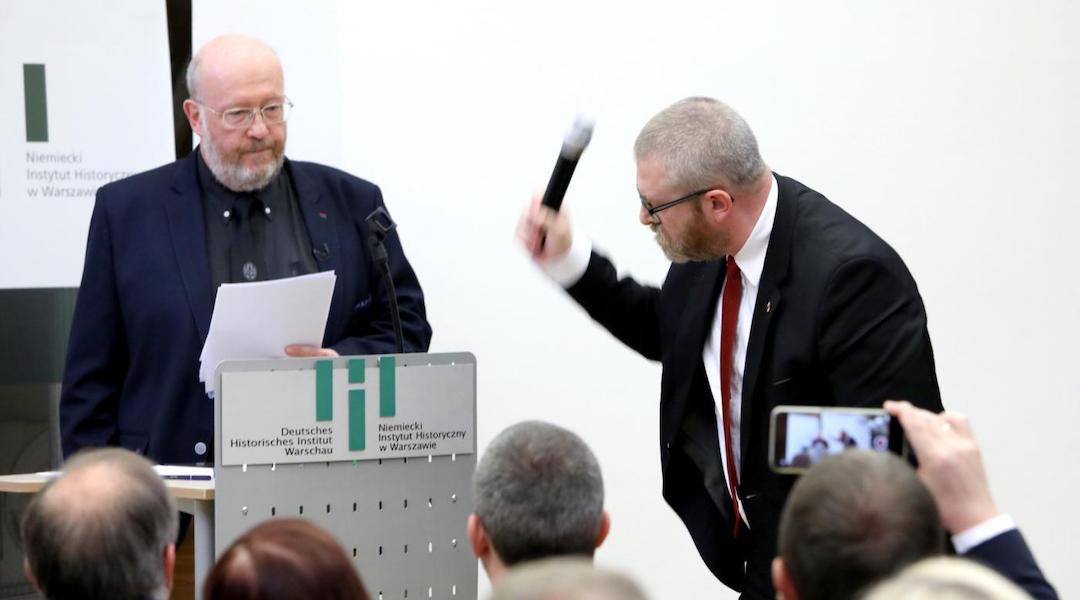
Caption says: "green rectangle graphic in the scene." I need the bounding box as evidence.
[379,356,396,417]
[349,389,365,450]
[23,64,48,143]
[315,360,333,421]
[348,358,365,383]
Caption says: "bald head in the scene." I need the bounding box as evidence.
[186,34,282,105]
[22,449,178,600]
[182,34,288,192]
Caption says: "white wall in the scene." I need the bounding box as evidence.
[203,1,1080,598]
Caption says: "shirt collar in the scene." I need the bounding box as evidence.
[732,173,778,289]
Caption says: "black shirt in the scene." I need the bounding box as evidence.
[196,153,319,297]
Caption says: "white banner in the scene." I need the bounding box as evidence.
[0,0,174,288]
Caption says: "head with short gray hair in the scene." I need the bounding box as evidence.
[489,557,649,600]
[472,421,605,566]
[777,450,944,600]
[634,97,767,194]
[21,448,178,600]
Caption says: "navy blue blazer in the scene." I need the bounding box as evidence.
[965,529,1058,600]
[60,151,432,464]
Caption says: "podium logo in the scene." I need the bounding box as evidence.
[23,64,49,143]
[314,357,397,452]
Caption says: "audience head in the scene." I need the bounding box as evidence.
[863,557,1031,600]
[488,558,648,600]
[21,448,178,600]
[204,518,370,600]
[772,450,944,600]
[469,421,609,583]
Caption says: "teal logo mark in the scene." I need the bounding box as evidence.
[314,357,397,451]
[23,64,48,143]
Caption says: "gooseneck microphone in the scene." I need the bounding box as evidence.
[365,207,404,354]
[541,116,594,211]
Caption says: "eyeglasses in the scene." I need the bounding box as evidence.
[640,187,726,224]
[195,98,293,130]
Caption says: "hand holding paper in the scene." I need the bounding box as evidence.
[199,271,337,395]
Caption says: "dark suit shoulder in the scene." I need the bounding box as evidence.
[95,157,187,205]
[779,174,915,284]
[286,160,379,196]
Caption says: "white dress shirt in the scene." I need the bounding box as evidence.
[701,175,778,527]
[952,514,1017,554]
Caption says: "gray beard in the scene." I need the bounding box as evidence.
[200,137,284,192]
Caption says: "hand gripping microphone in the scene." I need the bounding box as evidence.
[541,116,594,211]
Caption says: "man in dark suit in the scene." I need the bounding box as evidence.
[517,97,942,597]
[61,34,431,465]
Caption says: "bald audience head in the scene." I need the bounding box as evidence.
[772,450,944,600]
[21,448,178,600]
[469,421,609,583]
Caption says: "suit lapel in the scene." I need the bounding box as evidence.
[288,160,343,338]
[739,173,796,465]
[165,151,213,344]
[666,260,724,452]
[289,159,341,272]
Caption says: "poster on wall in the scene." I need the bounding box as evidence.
[0,1,174,289]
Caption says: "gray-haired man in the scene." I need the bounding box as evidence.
[21,448,178,600]
[468,421,611,584]
[517,96,942,598]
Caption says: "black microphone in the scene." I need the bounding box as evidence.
[541,116,594,212]
[365,207,404,354]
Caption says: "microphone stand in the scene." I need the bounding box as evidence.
[365,207,404,354]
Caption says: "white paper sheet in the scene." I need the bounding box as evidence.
[199,271,336,395]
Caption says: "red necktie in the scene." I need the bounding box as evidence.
[720,256,742,539]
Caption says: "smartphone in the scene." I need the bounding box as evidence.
[768,405,905,474]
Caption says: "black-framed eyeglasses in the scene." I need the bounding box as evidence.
[641,187,726,223]
[195,97,293,130]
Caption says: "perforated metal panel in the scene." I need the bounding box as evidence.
[214,354,477,600]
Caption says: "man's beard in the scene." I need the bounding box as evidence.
[651,221,724,263]
[200,127,285,192]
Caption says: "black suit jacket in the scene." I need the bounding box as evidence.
[965,529,1058,600]
[566,174,942,597]
[60,151,432,464]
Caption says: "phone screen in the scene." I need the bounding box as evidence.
[769,406,904,474]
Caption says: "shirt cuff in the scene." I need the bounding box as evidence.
[952,514,1017,554]
[539,233,592,288]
